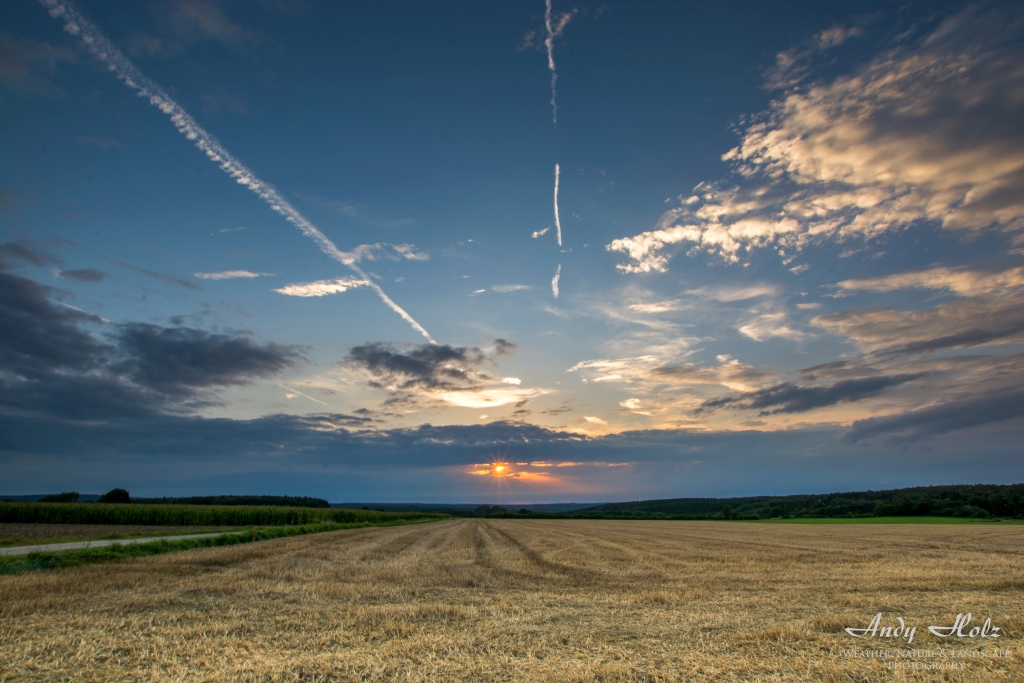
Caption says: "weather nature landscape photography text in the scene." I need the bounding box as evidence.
[1,0,1023,680]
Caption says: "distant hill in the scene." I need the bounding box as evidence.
[333,502,601,515]
[572,484,1024,519]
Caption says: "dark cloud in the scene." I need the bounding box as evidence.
[3,413,1022,501]
[0,272,108,379]
[106,258,202,291]
[845,389,1024,443]
[494,338,516,356]
[53,268,109,282]
[0,242,59,269]
[0,272,300,419]
[0,33,78,98]
[345,342,490,393]
[112,324,301,398]
[699,374,925,416]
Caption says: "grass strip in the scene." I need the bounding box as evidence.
[0,517,440,575]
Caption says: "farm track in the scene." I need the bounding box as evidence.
[1,519,1022,681]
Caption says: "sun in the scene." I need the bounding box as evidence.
[493,465,506,474]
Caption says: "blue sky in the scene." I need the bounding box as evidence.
[2,0,1023,502]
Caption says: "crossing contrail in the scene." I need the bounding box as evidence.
[38,0,435,344]
[553,163,563,247]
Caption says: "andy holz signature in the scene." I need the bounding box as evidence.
[846,614,1001,645]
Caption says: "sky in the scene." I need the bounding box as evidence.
[2,0,1023,503]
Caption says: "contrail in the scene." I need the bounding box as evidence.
[551,263,561,299]
[38,0,435,344]
[553,163,562,246]
[544,0,575,124]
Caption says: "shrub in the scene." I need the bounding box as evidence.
[98,489,131,503]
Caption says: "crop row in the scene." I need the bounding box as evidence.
[0,502,444,527]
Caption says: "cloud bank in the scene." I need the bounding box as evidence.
[608,7,1024,271]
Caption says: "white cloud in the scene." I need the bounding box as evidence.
[737,310,807,342]
[687,284,777,302]
[492,284,532,293]
[628,300,683,314]
[551,263,560,299]
[502,377,522,385]
[273,277,370,297]
[608,9,1024,272]
[194,270,270,280]
[532,227,550,238]
[584,416,608,425]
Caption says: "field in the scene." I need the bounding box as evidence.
[1,519,1021,681]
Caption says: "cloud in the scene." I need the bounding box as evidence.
[688,284,777,302]
[344,342,540,410]
[567,356,666,386]
[0,33,78,97]
[111,323,301,398]
[699,374,925,416]
[812,297,1024,354]
[834,265,1024,298]
[273,277,370,297]
[628,301,683,314]
[492,284,531,293]
[346,342,490,394]
[493,339,517,356]
[195,270,271,280]
[551,263,560,299]
[845,388,1024,443]
[126,0,262,58]
[52,268,108,282]
[40,0,433,343]
[107,259,202,291]
[0,271,299,419]
[532,227,550,238]
[737,309,807,342]
[767,24,864,89]
[608,7,1024,271]
[584,416,608,425]
[651,358,768,392]
[0,242,59,269]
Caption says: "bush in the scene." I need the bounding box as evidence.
[39,492,79,503]
[98,488,131,504]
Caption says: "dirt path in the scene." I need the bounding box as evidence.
[0,531,234,556]
[1,519,1021,681]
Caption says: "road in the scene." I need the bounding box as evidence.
[0,531,232,556]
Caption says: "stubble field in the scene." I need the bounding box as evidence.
[0,518,1021,681]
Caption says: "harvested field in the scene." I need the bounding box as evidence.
[1,519,1021,681]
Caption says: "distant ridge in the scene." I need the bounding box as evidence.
[572,484,1024,520]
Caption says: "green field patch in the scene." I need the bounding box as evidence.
[0,517,444,575]
[0,502,444,527]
